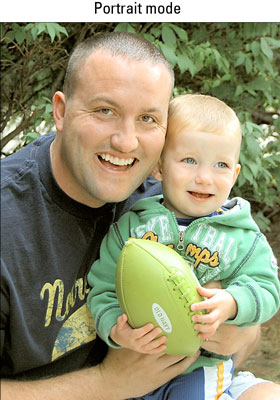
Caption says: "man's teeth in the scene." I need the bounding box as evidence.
[99,153,135,166]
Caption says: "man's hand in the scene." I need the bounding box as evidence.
[0,348,200,400]
[200,323,260,361]
[101,347,201,399]
[110,314,167,354]
[190,287,237,339]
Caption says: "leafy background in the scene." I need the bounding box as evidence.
[1,22,280,382]
[1,22,279,231]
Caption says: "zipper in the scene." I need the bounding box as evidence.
[170,212,187,252]
[112,223,125,247]
[177,230,185,251]
[172,212,208,252]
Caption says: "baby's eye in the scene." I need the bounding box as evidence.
[140,115,155,123]
[216,162,228,168]
[183,157,196,164]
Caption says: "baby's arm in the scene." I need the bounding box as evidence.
[190,287,237,339]
[110,314,167,354]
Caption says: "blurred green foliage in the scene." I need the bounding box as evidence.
[1,22,279,230]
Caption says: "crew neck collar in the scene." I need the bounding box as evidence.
[37,134,116,220]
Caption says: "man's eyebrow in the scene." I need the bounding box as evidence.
[88,96,119,107]
[89,97,164,115]
[142,107,163,115]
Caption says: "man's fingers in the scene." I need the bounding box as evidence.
[156,350,200,367]
[105,347,200,397]
[162,350,201,376]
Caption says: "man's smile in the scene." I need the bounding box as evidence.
[97,153,136,170]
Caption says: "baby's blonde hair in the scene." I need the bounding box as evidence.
[168,94,241,139]
[167,94,242,161]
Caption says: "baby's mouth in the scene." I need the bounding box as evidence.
[188,191,213,199]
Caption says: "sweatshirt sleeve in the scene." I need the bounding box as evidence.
[223,233,280,327]
[87,215,131,348]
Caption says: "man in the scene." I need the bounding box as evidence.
[1,32,279,399]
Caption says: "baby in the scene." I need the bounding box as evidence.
[88,94,279,399]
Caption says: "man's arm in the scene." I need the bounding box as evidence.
[232,325,261,368]
[1,348,200,400]
[1,323,263,400]
[201,324,261,368]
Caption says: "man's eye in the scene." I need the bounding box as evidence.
[183,157,196,164]
[216,162,228,168]
[98,108,113,115]
[140,115,155,123]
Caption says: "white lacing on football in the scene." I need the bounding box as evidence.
[167,271,195,308]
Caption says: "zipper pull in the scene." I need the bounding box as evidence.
[177,230,185,251]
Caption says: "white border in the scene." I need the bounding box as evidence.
[1,0,280,22]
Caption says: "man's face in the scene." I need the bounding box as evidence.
[52,50,172,207]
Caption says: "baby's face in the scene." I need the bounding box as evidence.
[155,128,241,218]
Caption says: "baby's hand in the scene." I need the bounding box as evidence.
[190,287,237,340]
[110,314,167,354]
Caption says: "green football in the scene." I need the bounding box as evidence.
[116,238,204,355]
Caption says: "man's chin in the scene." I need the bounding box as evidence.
[101,187,141,205]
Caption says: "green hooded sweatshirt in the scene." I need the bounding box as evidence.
[88,195,279,372]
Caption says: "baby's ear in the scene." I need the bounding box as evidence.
[233,163,241,185]
[152,161,163,182]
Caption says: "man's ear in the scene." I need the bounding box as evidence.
[52,91,66,133]
[152,161,163,182]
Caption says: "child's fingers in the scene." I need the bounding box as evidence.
[197,286,222,298]
[138,327,164,345]
[133,323,156,339]
[140,335,167,354]
[191,297,220,312]
[191,301,207,312]
[144,342,167,354]
[146,335,167,349]
[194,321,219,338]
[198,331,212,340]
[116,313,128,328]
[192,309,220,324]
[194,323,216,338]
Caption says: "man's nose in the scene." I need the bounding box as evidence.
[111,119,138,153]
